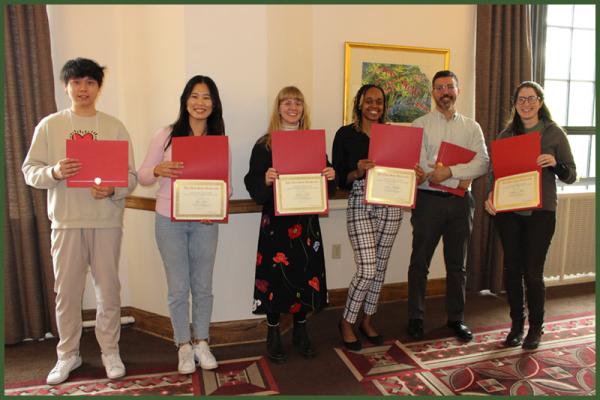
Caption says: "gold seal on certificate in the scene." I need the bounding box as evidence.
[275,173,328,215]
[365,166,416,207]
[172,179,227,220]
[493,171,541,212]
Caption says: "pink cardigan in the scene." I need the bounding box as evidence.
[138,126,233,218]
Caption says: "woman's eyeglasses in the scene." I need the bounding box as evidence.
[515,96,541,105]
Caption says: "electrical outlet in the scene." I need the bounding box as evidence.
[332,244,341,259]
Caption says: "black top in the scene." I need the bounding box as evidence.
[332,124,370,190]
[244,139,337,206]
[243,137,334,315]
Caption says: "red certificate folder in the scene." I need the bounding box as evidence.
[66,140,129,187]
[366,123,423,207]
[368,123,423,168]
[272,130,326,173]
[171,135,229,222]
[429,141,476,197]
[491,132,542,211]
[271,130,328,216]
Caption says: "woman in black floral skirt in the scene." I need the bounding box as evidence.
[244,86,336,363]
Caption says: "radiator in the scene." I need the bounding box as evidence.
[544,192,596,285]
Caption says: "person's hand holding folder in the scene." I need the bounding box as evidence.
[52,158,81,180]
[153,161,184,178]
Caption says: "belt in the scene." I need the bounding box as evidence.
[418,189,455,198]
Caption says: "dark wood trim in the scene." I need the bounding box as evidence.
[125,190,350,214]
[124,196,156,212]
[123,307,173,342]
[327,278,447,307]
[82,309,98,322]
[122,307,294,346]
[82,278,445,346]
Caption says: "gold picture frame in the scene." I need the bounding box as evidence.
[343,42,450,125]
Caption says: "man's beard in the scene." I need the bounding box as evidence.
[435,95,454,110]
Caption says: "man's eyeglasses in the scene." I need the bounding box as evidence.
[433,84,456,92]
[515,96,541,105]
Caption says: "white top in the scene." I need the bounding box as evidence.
[412,109,489,190]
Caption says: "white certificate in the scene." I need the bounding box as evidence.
[365,166,416,207]
[275,173,328,215]
[493,171,541,212]
[172,179,227,220]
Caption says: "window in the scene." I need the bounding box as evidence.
[536,4,596,191]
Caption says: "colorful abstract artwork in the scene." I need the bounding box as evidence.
[362,62,431,123]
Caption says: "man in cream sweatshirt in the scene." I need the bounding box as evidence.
[22,58,136,385]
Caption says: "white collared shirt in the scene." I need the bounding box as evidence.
[412,109,489,190]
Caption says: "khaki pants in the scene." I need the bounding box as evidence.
[51,228,122,360]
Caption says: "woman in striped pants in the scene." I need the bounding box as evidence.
[332,84,424,350]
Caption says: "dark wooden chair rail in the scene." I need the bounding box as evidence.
[125,190,350,214]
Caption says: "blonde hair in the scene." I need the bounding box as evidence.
[260,86,311,149]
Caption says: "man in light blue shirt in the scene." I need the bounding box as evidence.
[406,70,489,342]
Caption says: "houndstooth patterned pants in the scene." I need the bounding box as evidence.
[342,179,403,323]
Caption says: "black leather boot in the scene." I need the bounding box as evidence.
[504,319,525,347]
[522,325,543,350]
[266,325,286,363]
[292,321,316,358]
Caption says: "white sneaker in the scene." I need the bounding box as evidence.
[46,354,82,385]
[101,353,126,380]
[194,341,218,370]
[178,344,196,374]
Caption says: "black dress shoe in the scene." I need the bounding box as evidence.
[406,319,424,340]
[358,325,384,345]
[522,325,543,350]
[338,321,362,351]
[266,325,287,363]
[504,319,525,347]
[447,320,473,342]
[292,321,316,358]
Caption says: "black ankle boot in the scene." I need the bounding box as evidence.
[292,321,316,358]
[504,319,525,347]
[522,325,543,350]
[266,325,286,363]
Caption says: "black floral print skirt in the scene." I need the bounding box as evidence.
[252,206,328,315]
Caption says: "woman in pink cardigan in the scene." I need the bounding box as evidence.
[137,75,227,375]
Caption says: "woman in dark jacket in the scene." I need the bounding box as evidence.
[244,86,336,362]
[485,81,576,349]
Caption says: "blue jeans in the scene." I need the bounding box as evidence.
[155,214,218,344]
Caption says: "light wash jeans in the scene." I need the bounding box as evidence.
[155,214,218,344]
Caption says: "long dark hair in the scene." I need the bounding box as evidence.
[504,81,553,135]
[352,84,387,132]
[165,75,225,149]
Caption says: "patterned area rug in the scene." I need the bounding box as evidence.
[4,356,279,396]
[336,312,595,396]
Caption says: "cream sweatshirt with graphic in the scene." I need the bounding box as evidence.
[22,109,137,229]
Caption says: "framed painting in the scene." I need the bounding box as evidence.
[343,42,450,125]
